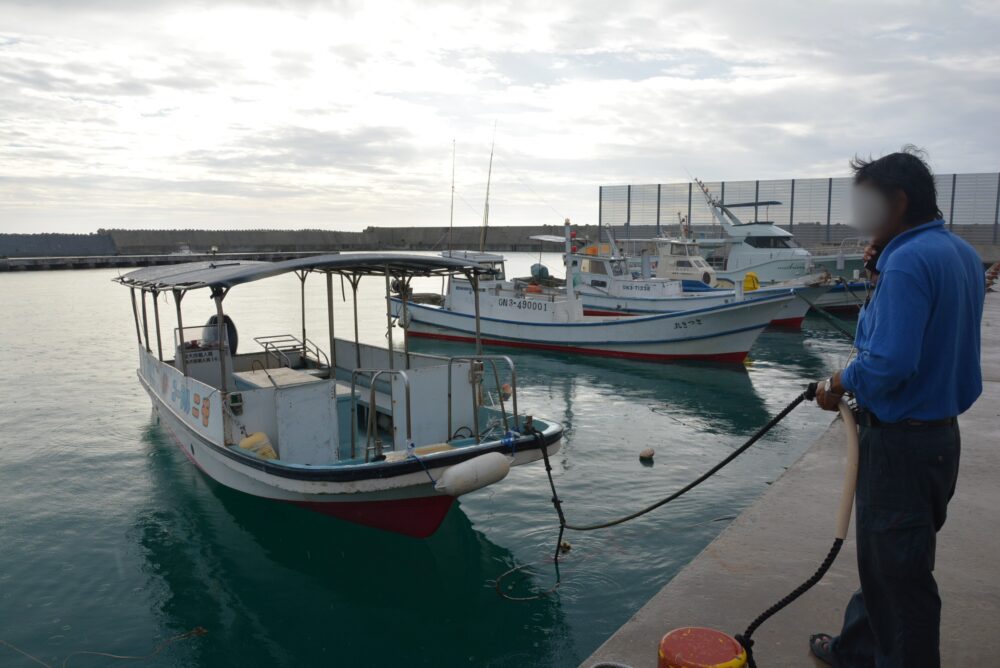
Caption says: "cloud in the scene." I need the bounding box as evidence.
[0,0,997,232]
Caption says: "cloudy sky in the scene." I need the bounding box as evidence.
[1,0,998,233]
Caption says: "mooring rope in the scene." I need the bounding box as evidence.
[496,389,810,601]
[735,538,844,668]
[1,627,207,668]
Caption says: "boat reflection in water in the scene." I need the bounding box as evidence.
[135,423,569,667]
[409,336,775,435]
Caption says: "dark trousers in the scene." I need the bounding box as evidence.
[831,422,961,667]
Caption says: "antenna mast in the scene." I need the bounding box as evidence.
[479,122,496,253]
[448,139,455,254]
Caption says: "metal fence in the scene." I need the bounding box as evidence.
[599,173,1000,245]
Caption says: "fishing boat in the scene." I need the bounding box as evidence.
[602,180,870,311]
[393,221,794,363]
[533,227,832,328]
[115,254,563,538]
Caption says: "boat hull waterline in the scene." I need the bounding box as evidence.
[396,293,794,363]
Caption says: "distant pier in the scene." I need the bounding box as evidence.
[0,250,335,272]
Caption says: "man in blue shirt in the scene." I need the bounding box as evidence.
[809,148,984,667]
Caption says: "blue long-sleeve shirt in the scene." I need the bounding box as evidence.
[840,219,984,422]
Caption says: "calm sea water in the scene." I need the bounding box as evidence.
[0,254,854,667]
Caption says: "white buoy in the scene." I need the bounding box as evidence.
[434,452,511,497]
[639,448,655,462]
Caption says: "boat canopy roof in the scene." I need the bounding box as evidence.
[721,200,782,209]
[115,253,489,292]
[440,249,506,264]
[528,234,566,244]
[715,221,795,239]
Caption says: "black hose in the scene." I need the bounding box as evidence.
[507,386,818,604]
[736,537,844,668]
[560,392,807,531]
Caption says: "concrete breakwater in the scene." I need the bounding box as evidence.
[1,225,575,259]
[3,224,998,272]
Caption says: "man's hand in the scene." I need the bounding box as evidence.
[815,371,845,411]
[863,244,879,265]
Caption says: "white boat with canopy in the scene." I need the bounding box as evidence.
[392,221,794,363]
[115,254,563,538]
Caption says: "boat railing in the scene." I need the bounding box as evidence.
[349,368,412,462]
[303,338,330,368]
[837,236,870,252]
[447,355,518,443]
[254,334,296,368]
[253,334,330,370]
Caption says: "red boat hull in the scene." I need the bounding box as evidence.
[291,495,455,538]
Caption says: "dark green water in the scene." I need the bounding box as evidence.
[0,259,854,667]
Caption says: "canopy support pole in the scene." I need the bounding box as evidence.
[401,277,411,369]
[152,290,163,361]
[297,270,307,359]
[129,288,143,345]
[173,289,187,375]
[470,272,483,356]
[326,271,336,378]
[349,274,361,369]
[140,289,151,352]
[213,288,230,393]
[384,268,394,371]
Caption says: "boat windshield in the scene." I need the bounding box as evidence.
[670,242,701,256]
[484,262,506,281]
[744,236,798,249]
[609,259,626,276]
[581,258,607,275]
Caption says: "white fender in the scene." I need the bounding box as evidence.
[434,452,511,497]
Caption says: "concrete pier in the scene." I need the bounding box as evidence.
[584,291,1000,667]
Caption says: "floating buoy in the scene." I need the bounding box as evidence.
[639,448,655,463]
[658,627,747,668]
[559,540,572,554]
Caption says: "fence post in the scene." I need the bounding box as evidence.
[687,182,693,231]
[826,177,833,243]
[949,173,957,230]
[789,178,796,233]
[754,180,760,222]
[656,183,662,235]
[598,186,603,243]
[993,172,999,244]
[626,184,631,239]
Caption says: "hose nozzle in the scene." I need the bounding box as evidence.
[805,381,819,401]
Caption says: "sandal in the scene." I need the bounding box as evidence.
[809,633,837,666]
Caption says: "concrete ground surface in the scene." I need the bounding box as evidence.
[583,291,1000,667]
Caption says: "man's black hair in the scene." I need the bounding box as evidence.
[850,144,943,225]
